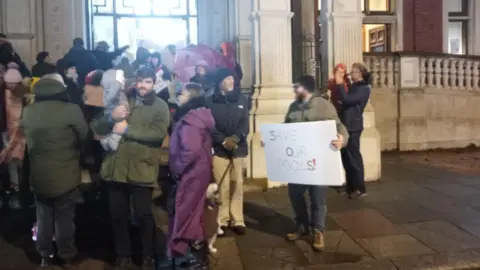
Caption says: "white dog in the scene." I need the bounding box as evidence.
[205,183,222,254]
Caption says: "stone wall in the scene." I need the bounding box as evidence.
[371,87,480,151]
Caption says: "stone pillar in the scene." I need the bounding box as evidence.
[249,0,294,187]
[320,0,381,182]
[235,0,253,91]
[43,0,85,61]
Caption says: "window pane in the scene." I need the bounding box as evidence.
[362,24,388,52]
[189,17,198,44]
[448,21,464,55]
[152,0,187,15]
[446,0,463,13]
[189,0,197,15]
[368,0,389,12]
[93,16,115,48]
[117,17,189,50]
[117,0,152,15]
[93,0,114,13]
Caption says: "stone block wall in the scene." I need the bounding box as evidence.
[371,87,480,151]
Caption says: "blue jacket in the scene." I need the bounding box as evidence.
[336,80,371,132]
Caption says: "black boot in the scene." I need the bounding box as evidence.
[114,257,134,270]
[40,257,53,268]
[141,256,155,270]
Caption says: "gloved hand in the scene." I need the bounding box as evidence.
[223,135,240,151]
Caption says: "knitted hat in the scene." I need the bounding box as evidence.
[85,70,104,86]
[33,74,67,98]
[7,62,19,70]
[214,67,234,86]
[4,68,22,83]
[296,75,316,93]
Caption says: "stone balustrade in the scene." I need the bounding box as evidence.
[364,52,480,152]
[364,53,480,90]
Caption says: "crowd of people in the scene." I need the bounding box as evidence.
[0,33,372,270]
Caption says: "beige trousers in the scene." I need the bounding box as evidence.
[212,156,245,227]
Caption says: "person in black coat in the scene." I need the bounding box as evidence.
[206,68,249,236]
[0,41,31,78]
[63,38,99,89]
[334,62,371,199]
[190,64,214,92]
[92,41,129,71]
[32,52,56,77]
[56,59,84,108]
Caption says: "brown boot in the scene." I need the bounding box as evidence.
[285,226,309,241]
[312,229,325,252]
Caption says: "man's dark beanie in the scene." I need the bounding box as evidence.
[296,75,316,93]
[214,67,234,86]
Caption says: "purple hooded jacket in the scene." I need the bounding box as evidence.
[168,98,215,257]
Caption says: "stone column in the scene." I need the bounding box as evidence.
[43,0,84,61]
[320,0,381,182]
[235,0,253,91]
[249,0,294,187]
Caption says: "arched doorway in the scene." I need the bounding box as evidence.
[86,0,198,56]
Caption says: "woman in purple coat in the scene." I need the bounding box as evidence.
[167,82,215,262]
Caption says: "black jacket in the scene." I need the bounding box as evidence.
[336,80,371,132]
[206,88,249,158]
[63,47,99,88]
[32,62,56,77]
[93,46,128,71]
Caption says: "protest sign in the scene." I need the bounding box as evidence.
[260,120,344,186]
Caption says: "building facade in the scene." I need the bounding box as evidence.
[1,0,479,187]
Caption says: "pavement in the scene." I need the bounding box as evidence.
[2,153,480,269]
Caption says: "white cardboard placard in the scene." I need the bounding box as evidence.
[260,120,344,186]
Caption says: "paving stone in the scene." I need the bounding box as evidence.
[424,183,480,197]
[235,220,294,250]
[392,248,480,270]
[403,220,480,252]
[356,234,435,259]
[210,238,243,270]
[370,201,443,224]
[238,246,307,270]
[458,177,480,190]
[294,230,372,265]
[326,197,371,214]
[299,260,397,270]
[329,209,405,239]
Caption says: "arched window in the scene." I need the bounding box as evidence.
[86,0,198,53]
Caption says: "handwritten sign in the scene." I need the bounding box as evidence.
[260,121,344,186]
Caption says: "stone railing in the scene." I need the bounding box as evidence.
[363,52,480,151]
[364,52,480,89]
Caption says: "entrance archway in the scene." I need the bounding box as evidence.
[86,0,198,55]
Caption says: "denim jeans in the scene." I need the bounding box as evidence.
[288,184,327,232]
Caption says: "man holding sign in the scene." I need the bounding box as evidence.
[282,75,348,252]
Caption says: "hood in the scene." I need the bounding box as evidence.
[180,107,215,130]
[136,47,150,63]
[33,77,66,98]
[101,69,123,96]
[175,96,215,130]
